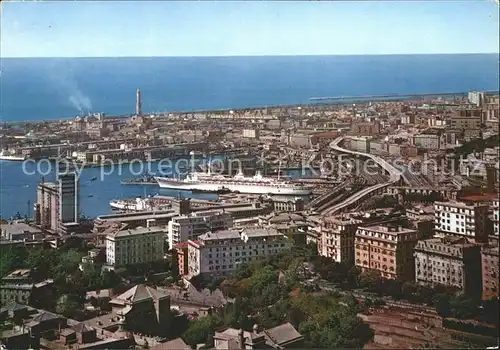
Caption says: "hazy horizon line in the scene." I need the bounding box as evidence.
[2,52,499,59]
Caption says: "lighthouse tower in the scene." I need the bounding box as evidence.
[136,88,142,116]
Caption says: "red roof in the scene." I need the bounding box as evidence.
[459,194,499,202]
[174,241,189,249]
[188,240,201,246]
[311,131,339,138]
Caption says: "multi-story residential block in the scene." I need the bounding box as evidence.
[269,196,305,212]
[241,128,260,139]
[35,181,59,232]
[434,201,489,242]
[187,228,293,277]
[492,199,499,238]
[412,131,456,150]
[167,211,233,249]
[414,236,482,296]
[468,91,485,107]
[105,226,165,267]
[413,134,440,150]
[355,225,419,280]
[481,246,499,300]
[319,217,361,265]
[173,241,189,276]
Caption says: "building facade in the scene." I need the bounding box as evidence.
[59,172,80,224]
[242,129,260,139]
[105,227,165,267]
[355,225,419,280]
[187,228,293,277]
[35,182,59,231]
[167,211,233,249]
[434,201,489,242]
[319,217,361,265]
[492,199,499,238]
[414,236,482,296]
[481,246,499,301]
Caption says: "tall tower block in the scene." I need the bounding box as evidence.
[136,88,142,116]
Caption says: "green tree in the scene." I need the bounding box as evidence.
[182,316,218,347]
[0,246,28,277]
[56,294,80,318]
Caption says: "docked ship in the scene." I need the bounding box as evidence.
[110,197,173,211]
[0,150,25,162]
[155,171,313,195]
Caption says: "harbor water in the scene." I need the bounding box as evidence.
[0,159,314,219]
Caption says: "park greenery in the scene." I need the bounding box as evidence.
[183,244,374,348]
[1,239,498,344]
[183,244,498,346]
[0,237,121,317]
[454,134,499,157]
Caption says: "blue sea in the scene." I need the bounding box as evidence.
[0,54,499,219]
[1,54,499,121]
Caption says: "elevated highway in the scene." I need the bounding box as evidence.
[322,137,402,215]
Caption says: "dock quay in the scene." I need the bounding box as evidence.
[97,196,275,234]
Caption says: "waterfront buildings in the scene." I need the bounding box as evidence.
[59,172,79,225]
[434,201,489,242]
[167,211,233,249]
[105,227,165,267]
[481,246,499,300]
[187,228,292,277]
[319,217,361,265]
[355,225,419,280]
[35,181,59,232]
[0,222,44,241]
[33,172,80,234]
[414,236,482,296]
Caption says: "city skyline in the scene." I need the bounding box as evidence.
[1,1,499,58]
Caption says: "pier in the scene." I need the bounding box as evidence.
[309,90,499,101]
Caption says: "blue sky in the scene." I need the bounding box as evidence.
[1,1,499,57]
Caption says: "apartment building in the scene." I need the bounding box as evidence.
[481,246,499,301]
[187,228,292,277]
[448,115,482,140]
[355,225,419,280]
[414,236,482,296]
[349,121,380,137]
[319,217,361,265]
[492,199,499,238]
[105,226,165,267]
[242,128,260,139]
[413,134,440,150]
[413,131,456,150]
[167,211,233,249]
[434,201,489,242]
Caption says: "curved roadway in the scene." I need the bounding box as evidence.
[322,137,402,215]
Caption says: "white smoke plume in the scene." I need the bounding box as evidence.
[46,59,93,115]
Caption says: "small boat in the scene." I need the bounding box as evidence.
[88,194,94,198]
[90,177,98,181]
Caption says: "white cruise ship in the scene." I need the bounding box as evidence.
[155,171,312,195]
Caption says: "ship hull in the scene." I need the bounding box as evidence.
[155,177,311,195]
[0,156,25,162]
